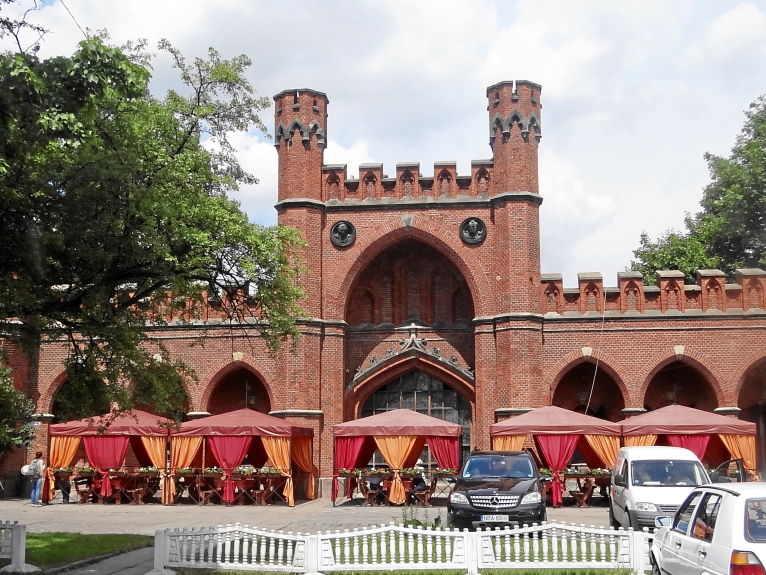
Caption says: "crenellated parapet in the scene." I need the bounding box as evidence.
[320,158,505,205]
[541,268,766,316]
[278,80,543,206]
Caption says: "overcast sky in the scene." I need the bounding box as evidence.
[5,0,766,286]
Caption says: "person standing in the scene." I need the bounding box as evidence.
[28,451,45,507]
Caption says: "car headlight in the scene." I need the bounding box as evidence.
[521,491,542,505]
[450,492,469,504]
[635,502,658,512]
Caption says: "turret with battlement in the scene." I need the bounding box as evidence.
[273,89,328,203]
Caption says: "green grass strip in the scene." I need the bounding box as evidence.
[22,533,153,569]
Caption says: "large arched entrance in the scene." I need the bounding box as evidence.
[207,367,271,415]
[345,239,474,327]
[361,370,472,462]
[643,360,718,411]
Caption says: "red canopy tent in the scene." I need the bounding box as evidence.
[490,406,622,507]
[171,408,315,506]
[49,410,173,503]
[618,404,756,472]
[332,409,461,505]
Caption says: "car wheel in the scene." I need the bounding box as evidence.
[447,513,468,530]
[651,555,662,575]
[626,509,639,531]
[608,501,620,528]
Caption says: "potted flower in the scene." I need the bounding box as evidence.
[234,465,255,476]
[203,466,223,477]
[174,467,196,476]
[137,466,158,476]
[337,468,360,477]
[53,467,74,479]
[259,467,282,476]
[434,467,457,476]
[76,466,99,477]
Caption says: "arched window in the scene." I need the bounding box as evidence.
[362,371,472,462]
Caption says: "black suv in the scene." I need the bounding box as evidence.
[447,450,547,529]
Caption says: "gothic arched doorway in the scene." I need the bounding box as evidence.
[361,370,472,462]
[207,367,271,415]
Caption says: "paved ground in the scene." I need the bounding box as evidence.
[0,495,610,574]
[1,495,609,535]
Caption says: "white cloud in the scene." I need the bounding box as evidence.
[4,0,765,285]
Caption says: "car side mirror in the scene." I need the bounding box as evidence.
[655,516,671,528]
[613,475,625,487]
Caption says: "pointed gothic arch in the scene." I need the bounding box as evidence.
[204,363,272,415]
[551,359,625,421]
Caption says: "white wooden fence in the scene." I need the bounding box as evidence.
[146,521,651,575]
[0,521,39,573]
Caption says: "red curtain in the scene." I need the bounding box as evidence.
[427,436,459,469]
[83,436,130,499]
[535,434,579,508]
[332,436,377,500]
[666,434,710,460]
[208,436,252,503]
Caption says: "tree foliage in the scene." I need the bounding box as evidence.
[0,33,305,420]
[0,361,35,455]
[631,96,766,284]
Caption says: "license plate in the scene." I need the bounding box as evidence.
[480,514,509,522]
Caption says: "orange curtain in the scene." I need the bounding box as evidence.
[291,436,316,500]
[169,436,203,504]
[583,435,619,467]
[624,434,657,447]
[262,436,294,506]
[720,434,757,476]
[492,435,526,451]
[373,435,424,505]
[47,436,81,498]
[141,437,171,505]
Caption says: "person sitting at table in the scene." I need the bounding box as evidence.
[409,459,428,503]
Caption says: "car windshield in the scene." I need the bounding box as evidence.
[630,459,707,486]
[746,498,766,542]
[462,456,534,479]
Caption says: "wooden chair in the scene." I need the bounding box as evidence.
[198,476,224,505]
[359,478,380,506]
[569,477,595,508]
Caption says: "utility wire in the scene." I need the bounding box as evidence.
[584,289,607,415]
[59,0,87,39]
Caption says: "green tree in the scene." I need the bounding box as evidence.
[0,34,305,421]
[0,361,35,455]
[631,96,766,284]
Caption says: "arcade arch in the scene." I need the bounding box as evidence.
[737,358,766,470]
[552,361,624,421]
[206,366,271,414]
[643,360,718,411]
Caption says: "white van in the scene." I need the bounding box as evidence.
[609,446,710,530]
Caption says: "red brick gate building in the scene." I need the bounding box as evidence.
[6,80,766,489]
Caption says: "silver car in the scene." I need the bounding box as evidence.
[651,483,766,575]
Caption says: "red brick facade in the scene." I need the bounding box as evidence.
[5,81,766,484]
